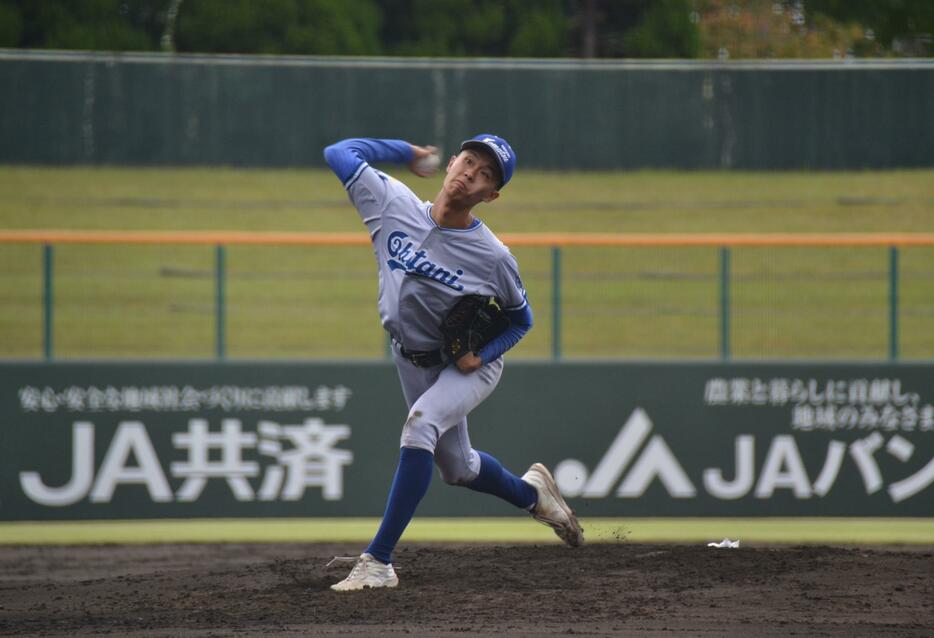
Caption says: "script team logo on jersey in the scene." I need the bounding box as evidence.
[386,230,465,291]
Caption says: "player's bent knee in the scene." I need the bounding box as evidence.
[435,448,480,486]
[399,409,441,452]
[437,463,476,486]
[439,471,471,486]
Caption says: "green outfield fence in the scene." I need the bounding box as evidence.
[2,51,933,170]
[3,230,934,362]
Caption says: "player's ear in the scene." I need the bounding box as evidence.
[482,190,500,204]
[446,155,457,171]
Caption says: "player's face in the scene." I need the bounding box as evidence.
[443,149,501,204]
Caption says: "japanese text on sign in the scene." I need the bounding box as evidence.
[703,377,933,433]
[17,385,353,413]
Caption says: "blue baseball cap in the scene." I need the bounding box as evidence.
[460,134,516,189]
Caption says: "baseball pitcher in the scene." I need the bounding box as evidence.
[323,135,583,591]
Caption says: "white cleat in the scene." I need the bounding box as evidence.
[522,463,585,548]
[328,553,399,592]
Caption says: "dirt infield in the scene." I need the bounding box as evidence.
[0,542,932,636]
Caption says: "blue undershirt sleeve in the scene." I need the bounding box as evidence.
[477,304,533,364]
[323,138,413,186]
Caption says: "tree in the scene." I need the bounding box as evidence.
[694,1,887,59]
[378,0,569,58]
[285,0,382,55]
[380,0,506,57]
[0,2,23,47]
[566,0,700,58]
[10,0,927,58]
[623,0,700,58]
[507,0,568,57]
[10,0,162,51]
[806,0,934,56]
[174,0,382,55]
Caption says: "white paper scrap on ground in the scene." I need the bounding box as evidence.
[706,538,740,548]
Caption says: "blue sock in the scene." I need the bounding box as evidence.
[366,447,434,565]
[465,451,537,510]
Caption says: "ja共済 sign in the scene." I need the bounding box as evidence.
[1,362,931,520]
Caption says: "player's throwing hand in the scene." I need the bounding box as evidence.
[409,144,440,177]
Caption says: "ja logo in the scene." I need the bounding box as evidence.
[554,408,934,503]
[553,408,696,498]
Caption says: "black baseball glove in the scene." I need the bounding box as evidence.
[440,295,511,361]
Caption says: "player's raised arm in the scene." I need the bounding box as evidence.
[323,138,411,185]
[323,138,439,234]
[322,138,438,185]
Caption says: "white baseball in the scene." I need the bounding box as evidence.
[413,152,441,176]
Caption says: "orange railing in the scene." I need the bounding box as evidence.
[3,229,934,246]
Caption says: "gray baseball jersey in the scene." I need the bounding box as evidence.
[345,163,528,352]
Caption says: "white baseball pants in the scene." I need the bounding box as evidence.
[391,342,504,485]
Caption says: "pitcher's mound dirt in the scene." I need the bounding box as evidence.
[1,542,932,636]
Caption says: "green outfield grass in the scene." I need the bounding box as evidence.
[1,166,933,360]
[1,517,932,545]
